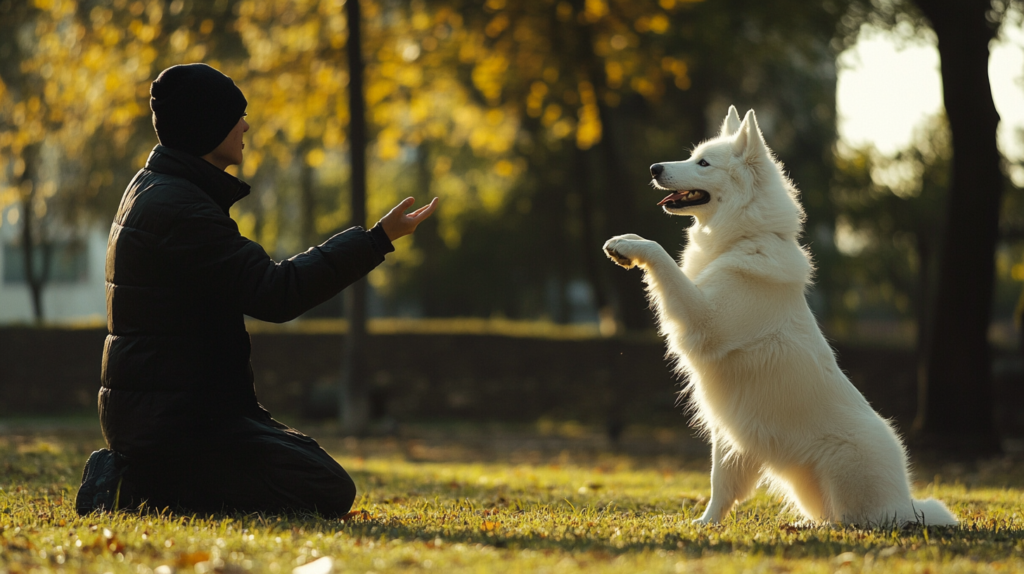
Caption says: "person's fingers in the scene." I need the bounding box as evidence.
[386,197,413,218]
[408,197,437,216]
[407,207,432,223]
[408,205,431,218]
[395,197,416,213]
[423,197,440,216]
[382,198,437,240]
[408,197,439,221]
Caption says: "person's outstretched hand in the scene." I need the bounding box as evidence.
[379,197,439,241]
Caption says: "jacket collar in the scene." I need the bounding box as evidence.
[144,144,251,214]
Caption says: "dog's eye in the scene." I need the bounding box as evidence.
[698,159,710,167]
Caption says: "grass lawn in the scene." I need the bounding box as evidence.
[2,419,1024,573]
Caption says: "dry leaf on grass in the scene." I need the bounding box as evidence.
[293,556,333,574]
[176,551,211,567]
[340,510,370,521]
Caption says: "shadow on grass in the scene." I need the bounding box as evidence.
[152,507,1024,562]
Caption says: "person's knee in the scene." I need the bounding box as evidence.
[300,447,358,515]
[233,435,359,516]
[314,471,356,518]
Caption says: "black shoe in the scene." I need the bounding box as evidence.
[75,449,131,515]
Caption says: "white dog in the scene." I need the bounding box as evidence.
[602,107,957,527]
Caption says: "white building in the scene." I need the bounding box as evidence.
[0,209,108,325]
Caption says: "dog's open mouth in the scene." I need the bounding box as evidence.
[658,190,710,209]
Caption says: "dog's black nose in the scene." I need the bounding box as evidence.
[650,164,663,177]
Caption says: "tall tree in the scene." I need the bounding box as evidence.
[907,0,1007,452]
[0,2,61,322]
[830,116,950,382]
[0,0,141,321]
[0,0,252,322]
[340,0,371,433]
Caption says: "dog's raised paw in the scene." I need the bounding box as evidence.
[604,246,634,268]
[603,236,647,268]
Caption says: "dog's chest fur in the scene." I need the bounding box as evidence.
[666,229,824,448]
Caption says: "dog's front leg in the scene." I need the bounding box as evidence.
[694,433,762,524]
[603,234,673,270]
[603,234,712,339]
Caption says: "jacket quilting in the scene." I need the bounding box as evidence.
[100,145,393,455]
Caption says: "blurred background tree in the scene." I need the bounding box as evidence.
[0,0,900,328]
[0,0,147,321]
[0,0,248,321]
[394,0,852,334]
[839,0,1023,453]
[0,0,1022,442]
[831,115,950,420]
[906,0,1013,453]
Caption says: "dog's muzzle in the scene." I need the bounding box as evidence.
[658,189,711,208]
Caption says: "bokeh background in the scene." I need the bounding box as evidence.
[0,0,1022,450]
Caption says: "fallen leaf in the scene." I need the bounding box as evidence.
[293,556,334,574]
[177,551,211,567]
[834,552,856,566]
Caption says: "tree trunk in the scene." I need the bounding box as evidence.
[913,234,933,428]
[414,144,446,316]
[18,143,49,324]
[911,0,1002,453]
[299,139,319,248]
[340,0,370,434]
[570,0,651,333]
[595,103,651,332]
[573,145,611,321]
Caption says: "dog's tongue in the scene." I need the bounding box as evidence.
[658,192,687,206]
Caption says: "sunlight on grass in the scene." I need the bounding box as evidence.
[2,426,1024,573]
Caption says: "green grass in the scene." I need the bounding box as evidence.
[2,421,1024,573]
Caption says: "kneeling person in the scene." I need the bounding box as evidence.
[77,63,437,516]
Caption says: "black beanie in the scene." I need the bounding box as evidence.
[150,63,248,156]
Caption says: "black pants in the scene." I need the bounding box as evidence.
[118,416,356,517]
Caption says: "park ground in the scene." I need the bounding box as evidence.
[2,418,1024,573]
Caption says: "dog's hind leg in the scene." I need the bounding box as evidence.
[694,433,762,524]
[817,439,914,526]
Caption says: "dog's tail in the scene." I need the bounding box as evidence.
[912,498,959,526]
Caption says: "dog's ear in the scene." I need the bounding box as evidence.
[732,109,769,163]
[719,105,742,137]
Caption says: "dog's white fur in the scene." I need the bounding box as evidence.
[603,107,957,527]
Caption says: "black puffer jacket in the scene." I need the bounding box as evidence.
[100,145,393,455]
